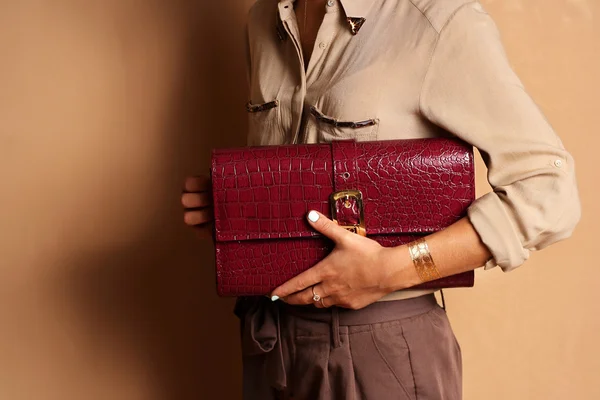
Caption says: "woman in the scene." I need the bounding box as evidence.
[182,0,582,398]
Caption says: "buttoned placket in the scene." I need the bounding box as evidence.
[277,0,342,144]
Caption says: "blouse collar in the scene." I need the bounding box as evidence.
[279,0,375,35]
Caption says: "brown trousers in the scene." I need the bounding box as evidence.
[235,293,462,400]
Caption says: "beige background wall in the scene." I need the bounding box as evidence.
[0,1,598,399]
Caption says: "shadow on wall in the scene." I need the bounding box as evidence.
[57,1,250,399]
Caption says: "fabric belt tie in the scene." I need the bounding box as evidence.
[234,297,345,391]
[235,296,287,391]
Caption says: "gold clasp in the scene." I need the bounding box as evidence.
[329,189,367,237]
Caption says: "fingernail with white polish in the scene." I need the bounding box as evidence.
[271,295,280,301]
[308,211,320,222]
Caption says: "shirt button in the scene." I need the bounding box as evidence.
[319,42,327,49]
[554,159,563,168]
[327,0,335,7]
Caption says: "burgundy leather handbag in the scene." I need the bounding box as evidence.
[211,138,475,296]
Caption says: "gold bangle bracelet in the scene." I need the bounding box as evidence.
[407,237,442,283]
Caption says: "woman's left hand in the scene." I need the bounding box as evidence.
[270,210,418,310]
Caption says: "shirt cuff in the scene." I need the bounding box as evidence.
[466,191,530,272]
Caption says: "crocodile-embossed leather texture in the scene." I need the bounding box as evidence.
[211,138,475,296]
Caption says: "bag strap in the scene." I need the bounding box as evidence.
[331,139,359,192]
[330,139,366,235]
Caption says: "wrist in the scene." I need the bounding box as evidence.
[379,244,422,292]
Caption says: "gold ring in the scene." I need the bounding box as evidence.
[312,286,321,302]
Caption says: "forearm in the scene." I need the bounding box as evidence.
[384,216,492,291]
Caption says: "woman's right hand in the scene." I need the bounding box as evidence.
[182,174,214,240]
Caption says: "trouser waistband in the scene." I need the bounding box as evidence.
[280,293,439,348]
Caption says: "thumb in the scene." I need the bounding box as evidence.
[307,210,350,243]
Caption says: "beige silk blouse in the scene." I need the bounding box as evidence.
[244,0,582,301]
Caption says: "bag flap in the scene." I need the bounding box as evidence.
[211,138,474,242]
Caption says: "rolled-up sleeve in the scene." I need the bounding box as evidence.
[419,2,582,272]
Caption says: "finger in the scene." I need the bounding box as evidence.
[314,297,332,309]
[183,175,211,192]
[307,210,351,244]
[271,266,325,300]
[282,290,312,306]
[283,284,328,306]
[184,208,213,226]
[330,295,360,310]
[182,192,212,209]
